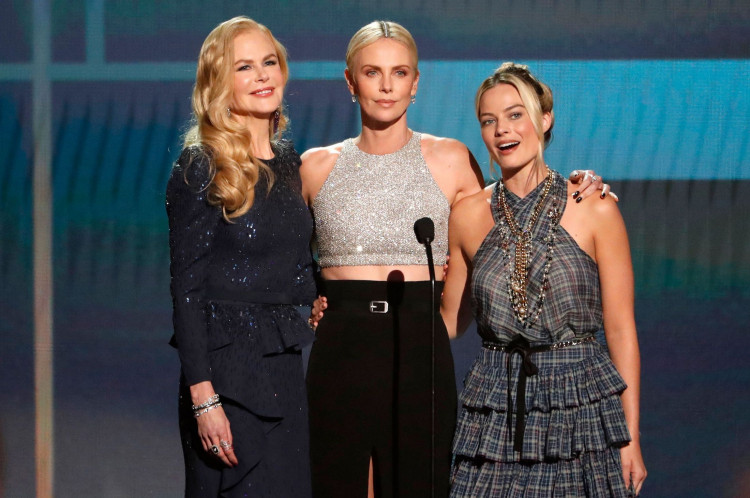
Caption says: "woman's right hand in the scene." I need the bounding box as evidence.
[308,295,328,330]
[190,382,238,467]
[196,405,238,467]
[620,441,646,496]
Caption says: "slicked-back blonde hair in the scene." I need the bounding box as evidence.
[184,16,289,220]
[345,20,418,77]
[475,62,554,176]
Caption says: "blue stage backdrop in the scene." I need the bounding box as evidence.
[1,1,749,496]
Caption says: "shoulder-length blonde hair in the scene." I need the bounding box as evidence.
[184,16,290,220]
[475,62,554,177]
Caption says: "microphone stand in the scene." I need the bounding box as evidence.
[414,217,436,498]
[426,239,435,498]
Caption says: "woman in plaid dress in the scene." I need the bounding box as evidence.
[441,63,647,496]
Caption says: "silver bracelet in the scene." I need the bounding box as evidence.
[192,394,220,411]
[194,402,222,418]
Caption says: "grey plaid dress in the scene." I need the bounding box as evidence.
[451,172,632,497]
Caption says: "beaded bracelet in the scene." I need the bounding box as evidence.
[194,402,222,418]
[192,394,220,411]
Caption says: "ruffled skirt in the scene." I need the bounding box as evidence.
[451,341,631,497]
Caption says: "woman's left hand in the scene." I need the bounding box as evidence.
[569,169,619,202]
[620,442,647,496]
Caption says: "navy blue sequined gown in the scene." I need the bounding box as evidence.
[166,140,315,497]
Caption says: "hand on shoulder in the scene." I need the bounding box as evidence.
[568,169,618,202]
[565,179,621,218]
[562,180,625,262]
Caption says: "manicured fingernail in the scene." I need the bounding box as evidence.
[572,191,579,198]
[576,196,583,203]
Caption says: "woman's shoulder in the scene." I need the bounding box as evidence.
[419,132,484,201]
[300,141,345,170]
[418,132,469,157]
[170,145,213,191]
[273,138,299,155]
[176,144,211,168]
[451,183,494,220]
[566,179,621,224]
[272,138,302,166]
[418,132,477,178]
[299,142,347,203]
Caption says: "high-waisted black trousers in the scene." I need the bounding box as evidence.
[307,279,457,497]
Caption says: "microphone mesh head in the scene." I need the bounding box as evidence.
[414,217,435,244]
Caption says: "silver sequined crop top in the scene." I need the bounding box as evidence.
[312,132,450,267]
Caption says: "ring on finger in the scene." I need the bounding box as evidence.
[210,444,220,455]
[220,440,232,449]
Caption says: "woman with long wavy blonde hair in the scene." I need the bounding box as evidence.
[166,16,315,497]
[184,16,290,220]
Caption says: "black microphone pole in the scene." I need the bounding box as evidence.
[414,217,436,498]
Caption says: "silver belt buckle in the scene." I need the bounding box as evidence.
[369,300,389,313]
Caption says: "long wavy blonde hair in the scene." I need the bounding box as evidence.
[184,16,290,220]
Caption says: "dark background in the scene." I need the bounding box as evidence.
[1,1,749,496]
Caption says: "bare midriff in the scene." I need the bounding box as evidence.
[321,264,445,282]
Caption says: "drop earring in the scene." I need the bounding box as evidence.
[411,95,416,105]
[273,109,280,133]
[351,95,357,103]
[226,107,231,117]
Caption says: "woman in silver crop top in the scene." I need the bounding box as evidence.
[300,21,611,498]
[300,21,483,498]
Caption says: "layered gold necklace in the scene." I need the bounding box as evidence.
[497,169,559,325]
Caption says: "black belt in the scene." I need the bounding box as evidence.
[482,335,596,453]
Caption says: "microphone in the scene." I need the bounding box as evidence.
[414,217,435,281]
[414,217,435,246]
[414,217,436,498]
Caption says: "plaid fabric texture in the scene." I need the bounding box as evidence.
[451,446,629,498]
[452,172,631,497]
[471,172,602,344]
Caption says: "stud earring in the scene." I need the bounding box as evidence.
[411,95,416,105]
[351,95,357,103]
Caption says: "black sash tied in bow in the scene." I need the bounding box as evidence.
[505,334,539,453]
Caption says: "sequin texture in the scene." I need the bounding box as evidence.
[312,132,450,267]
[167,140,315,497]
[166,140,316,384]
